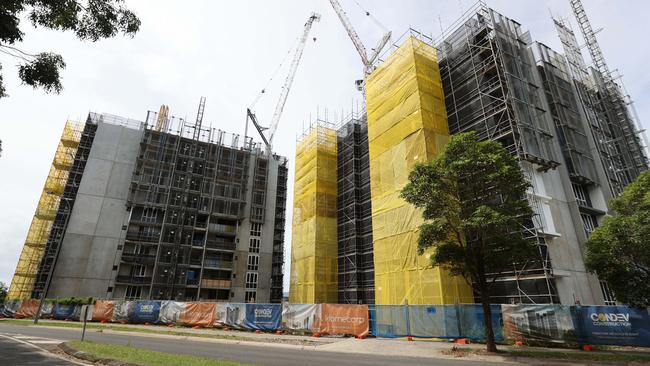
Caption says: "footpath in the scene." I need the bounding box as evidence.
[3,319,650,365]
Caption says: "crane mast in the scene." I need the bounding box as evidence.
[267,12,320,148]
[248,12,320,155]
[329,0,391,81]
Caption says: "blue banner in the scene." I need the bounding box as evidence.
[54,304,79,320]
[572,306,650,347]
[129,300,161,324]
[245,304,281,330]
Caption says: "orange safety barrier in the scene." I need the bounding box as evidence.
[314,304,369,337]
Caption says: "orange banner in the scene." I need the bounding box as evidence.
[314,304,369,337]
[15,299,39,319]
[179,302,218,327]
[92,300,115,322]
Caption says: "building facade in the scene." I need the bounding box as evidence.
[9,108,287,303]
[291,3,647,306]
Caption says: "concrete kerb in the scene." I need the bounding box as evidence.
[58,342,140,366]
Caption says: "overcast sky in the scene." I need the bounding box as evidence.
[1,0,649,291]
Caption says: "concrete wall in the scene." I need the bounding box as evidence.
[49,120,143,298]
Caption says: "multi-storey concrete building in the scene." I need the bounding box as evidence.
[9,106,287,303]
[292,2,648,305]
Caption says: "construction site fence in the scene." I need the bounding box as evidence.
[2,300,649,346]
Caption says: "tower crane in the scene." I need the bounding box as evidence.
[329,0,391,90]
[247,12,321,156]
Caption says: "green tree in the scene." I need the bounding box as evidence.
[0,281,7,302]
[401,132,536,352]
[585,170,650,307]
[0,0,140,98]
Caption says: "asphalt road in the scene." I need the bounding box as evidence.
[0,334,82,365]
[0,323,513,366]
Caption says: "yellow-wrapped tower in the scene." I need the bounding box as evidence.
[366,36,473,305]
[8,121,83,299]
[289,126,338,303]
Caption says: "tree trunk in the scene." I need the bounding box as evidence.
[479,279,498,352]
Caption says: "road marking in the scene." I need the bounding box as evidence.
[0,334,89,365]
[30,339,65,344]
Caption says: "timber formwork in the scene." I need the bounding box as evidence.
[7,121,85,299]
[121,111,262,301]
[438,3,560,304]
[336,113,374,304]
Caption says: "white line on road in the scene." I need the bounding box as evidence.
[0,334,89,365]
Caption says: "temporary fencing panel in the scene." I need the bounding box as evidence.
[129,300,161,324]
[80,305,93,321]
[40,302,55,319]
[457,304,503,342]
[502,304,577,344]
[159,301,183,324]
[245,304,282,330]
[54,304,80,320]
[282,304,319,332]
[1,300,21,317]
[178,302,218,327]
[289,126,338,304]
[408,305,448,338]
[91,300,115,322]
[112,301,131,323]
[220,303,246,329]
[365,36,473,305]
[15,299,40,319]
[373,305,409,337]
[572,306,650,347]
[314,304,369,337]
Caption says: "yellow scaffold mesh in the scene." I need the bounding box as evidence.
[7,120,82,299]
[366,36,474,305]
[289,126,338,303]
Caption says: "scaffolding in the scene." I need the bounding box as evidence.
[289,122,338,303]
[554,16,648,196]
[336,111,374,304]
[437,3,559,304]
[366,35,474,305]
[121,108,261,301]
[7,121,83,299]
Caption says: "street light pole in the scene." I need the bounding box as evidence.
[33,197,73,324]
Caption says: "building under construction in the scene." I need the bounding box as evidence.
[291,1,648,305]
[8,104,288,303]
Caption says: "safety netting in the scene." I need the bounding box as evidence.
[365,36,473,305]
[289,126,339,303]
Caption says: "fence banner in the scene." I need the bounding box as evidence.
[373,305,409,338]
[128,300,160,324]
[91,300,115,322]
[112,301,132,323]
[79,305,94,321]
[572,306,650,347]
[457,304,503,342]
[40,302,55,319]
[178,302,218,327]
[502,305,576,344]
[221,303,246,329]
[15,299,40,319]
[1,300,21,318]
[54,304,80,320]
[159,301,183,324]
[314,304,369,337]
[245,304,282,330]
[282,304,319,332]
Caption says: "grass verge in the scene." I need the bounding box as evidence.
[67,341,252,366]
[452,347,650,363]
